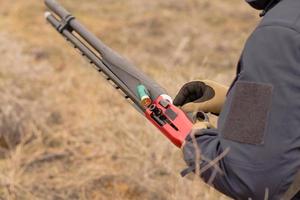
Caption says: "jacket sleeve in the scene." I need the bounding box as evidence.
[182,24,300,200]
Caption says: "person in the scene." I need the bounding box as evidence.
[174,0,300,199]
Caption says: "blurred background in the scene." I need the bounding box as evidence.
[0,0,258,199]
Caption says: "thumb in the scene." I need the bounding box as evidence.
[181,102,208,113]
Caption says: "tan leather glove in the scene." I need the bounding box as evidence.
[174,80,228,115]
[193,120,212,130]
[181,119,212,150]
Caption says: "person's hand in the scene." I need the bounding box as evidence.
[193,120,212,130]
[174,80,228,115]
[181,120,212,150]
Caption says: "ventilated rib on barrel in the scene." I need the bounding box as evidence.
[44,0,167,114]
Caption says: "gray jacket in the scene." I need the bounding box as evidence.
[183,0,300,199]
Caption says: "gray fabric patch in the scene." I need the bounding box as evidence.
[222,81,273,145]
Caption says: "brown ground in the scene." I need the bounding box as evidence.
[0,0,258,199]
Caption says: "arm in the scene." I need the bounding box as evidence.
[179,25,300,199]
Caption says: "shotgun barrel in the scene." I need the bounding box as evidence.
[44,0,168,113]
[44,0,199,148]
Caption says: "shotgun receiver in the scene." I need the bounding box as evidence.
[44,0,196,148]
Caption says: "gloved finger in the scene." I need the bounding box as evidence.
[181,102,208,113]
[193,121,211,131]
[193,122,208,130]
[174,81,205,106]
[207,113,218,128]
[173,87,188,107]
[194,84,215,103]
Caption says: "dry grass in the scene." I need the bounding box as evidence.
[0,0,258,199]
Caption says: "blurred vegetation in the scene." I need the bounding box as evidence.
[0,0,258,199]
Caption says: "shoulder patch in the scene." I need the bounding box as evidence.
[221,81,273,145]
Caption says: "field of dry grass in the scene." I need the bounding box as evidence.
[0,0,258,199]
